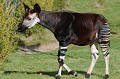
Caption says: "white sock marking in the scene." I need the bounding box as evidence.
[63,64,72,72]
[87,44,99,74]
[58,66,62,76]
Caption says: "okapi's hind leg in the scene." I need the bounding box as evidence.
[56,46,77,79]
[85,42,99,79]
[99,24,110,79]
[100,44,110,79]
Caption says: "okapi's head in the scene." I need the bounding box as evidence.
[17,3,41,32]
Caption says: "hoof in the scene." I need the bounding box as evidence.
[69,71,78,77]
[105,74,109,79]
[85,74,90,79]
[56,75,61,79]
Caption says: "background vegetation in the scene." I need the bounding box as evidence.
[0,0,19,61]
[0,0,120,79]
[0,0,56,61]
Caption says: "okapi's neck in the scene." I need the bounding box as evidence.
[38,10,56,33]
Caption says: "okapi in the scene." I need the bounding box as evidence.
[17,3,110,79]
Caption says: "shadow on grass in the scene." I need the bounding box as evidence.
[3,70,103,78]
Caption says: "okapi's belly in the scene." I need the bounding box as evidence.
[71,31,97,46]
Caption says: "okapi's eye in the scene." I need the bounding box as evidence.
[27,17,32,21]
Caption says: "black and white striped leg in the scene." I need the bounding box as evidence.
[100,43,110,79]
[103,49,110,79]
[63,64,77,76]
[85,44,99,79]
[56,46,77,79]
[56,46,66,79]
[99,24,110,79]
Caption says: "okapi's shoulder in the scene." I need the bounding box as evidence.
[39,10,75,32]
[53,11,75,30]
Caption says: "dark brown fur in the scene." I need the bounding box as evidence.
[38,11,108,46]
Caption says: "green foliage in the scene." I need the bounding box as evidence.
[0,0,56,61]
[0,0,66,68]
[0,1,18,61]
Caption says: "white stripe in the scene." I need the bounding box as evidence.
[101,35,110,37]
[63,64,72,72]
[59,56,65,60]
[91,44,98,54]
[96,33,98,38]
[100,46,108,48]
[105,55,109,74]
[58,66,62,76]
[87,44,99,74]
[59,46,67,49]
[100,45,107,47]
[101,38,110,40]
[101,39,109,41]
[104,23,108,25]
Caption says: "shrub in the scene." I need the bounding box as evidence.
[0,0,67,61]
[0,1,18,61]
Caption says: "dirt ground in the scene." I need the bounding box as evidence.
[18,42,59,54]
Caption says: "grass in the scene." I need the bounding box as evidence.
[1,35,120,79]
[0,0,120,79]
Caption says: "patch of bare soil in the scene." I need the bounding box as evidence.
[18,42,59,54]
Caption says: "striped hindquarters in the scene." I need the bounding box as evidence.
[98,23,110,48]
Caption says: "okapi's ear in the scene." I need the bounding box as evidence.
[34,3,41,14]
[23,2,30,13]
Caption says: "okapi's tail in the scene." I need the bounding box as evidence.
[98,23,110,47]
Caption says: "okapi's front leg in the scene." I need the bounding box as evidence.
[56,46,77,79]
[56,46,66,79]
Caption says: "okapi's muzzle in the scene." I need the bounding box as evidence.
[16,23,28,33]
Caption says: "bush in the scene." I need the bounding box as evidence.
[0,0,67,61]
[0,1,18,61]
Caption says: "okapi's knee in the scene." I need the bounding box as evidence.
[58,51,65,65]
[57,46,67,65]
[58,58,64,65]
[90,44,99,60]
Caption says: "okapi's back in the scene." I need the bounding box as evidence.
[70,13,109,45]
[72,13,107,30]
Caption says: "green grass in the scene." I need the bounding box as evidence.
[0,0,120,79]
[0,34,120,79]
